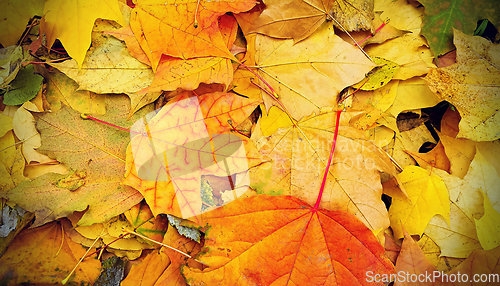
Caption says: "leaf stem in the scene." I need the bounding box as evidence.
[193,0,201,28]
[313,107,343,210]
[237,61,279,98]
[330,17,373,63]
[22,57,72,67]
[83,232,126,259]
[355,22,387,47]
[122,227,206,265]
[313,78,371,209]
[62,231,102,284]
[80,114,142,135]
[227,119,249,137]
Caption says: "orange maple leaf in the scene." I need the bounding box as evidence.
[130,0,257,70]
[142,15,239,93]
[183,195,395,285]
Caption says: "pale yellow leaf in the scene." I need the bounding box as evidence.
[424,150,499,258]
[248,22,376,120]
[12,102,53,164]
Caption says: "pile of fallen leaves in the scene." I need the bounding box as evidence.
[0,0,499,285]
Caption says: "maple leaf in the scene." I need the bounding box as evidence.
[0,113,13,138]
[45,70,107,115]
[123,91,263,219]
[245,22,375,120]
[329,0,374,32]
[363,33,435,80]
[1,96,150,227]
[106,24,152,66]
[440,105,460,137]
[71,209,166,259]
[375,0,424,34]
[415,234,464,272]
[41,0,126,67]
[130,0,256,70]
[142,15,239,94]
[3,0,500,284]
[393,229,439,286]
[475,190,500,250]
[0,133,26,191]
[124,200,170,244]
[419,0,500,56]
[49,19,159,115]
[396,228,500,286]
[249,0,337,42]
[348,81,399,131]
[385,77,441,118]
[425,29,500,141]
[336,15,408,49]
[385,165,450,239]
[182,195,394,285]
[251,107,397,231]
[352,57,400,91]
[0,219,101,284]
[423,150,500,258]
[249,0,373,42]
[445,245,500,285]
[439,132,476,179]
[12,102,53,164]
[440,132,500,179]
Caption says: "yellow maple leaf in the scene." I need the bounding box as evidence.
[41,0,125,67]
[475,189,500,251]
[387,165,450,239]
[424,149,499,258]
[0,0,44,47]
[375,0,423,34]
[259,106,294,136]
[364,33,435,80]
[130,0,255,71]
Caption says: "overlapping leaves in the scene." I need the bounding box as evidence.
[1,0,500,284]
[130,0,256,70]
[251,107,396,231]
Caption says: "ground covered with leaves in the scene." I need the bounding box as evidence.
[0,0,499,285]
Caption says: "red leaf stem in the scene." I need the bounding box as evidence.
[313,108,343,210]
[355,22,387,47]
[80,114,142,135]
